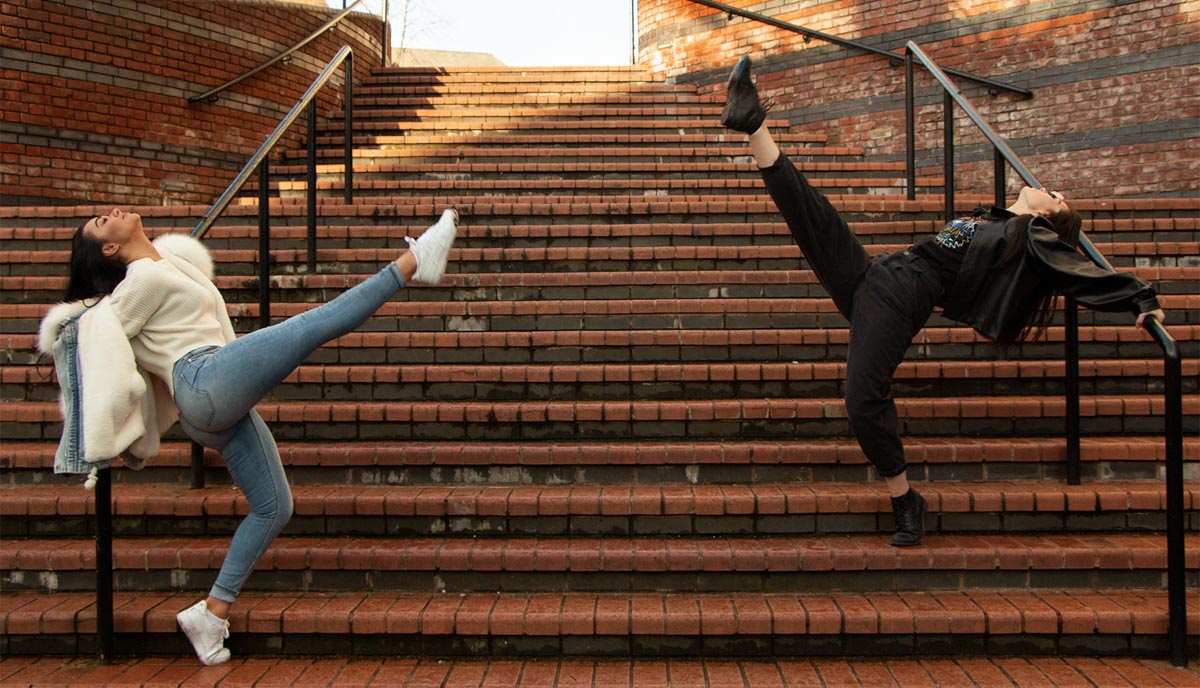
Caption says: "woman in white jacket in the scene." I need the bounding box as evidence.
[59,207,458,665]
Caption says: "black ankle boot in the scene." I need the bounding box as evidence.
[720,56,770,134]
[889,488,927,547]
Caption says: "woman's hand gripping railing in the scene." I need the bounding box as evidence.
[903,39,1189,668]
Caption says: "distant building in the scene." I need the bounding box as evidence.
[392,48,505,67]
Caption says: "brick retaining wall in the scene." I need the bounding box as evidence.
[637,0,1198,199]
[1,0,383,206]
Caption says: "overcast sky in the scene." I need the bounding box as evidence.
[330,0,637,66]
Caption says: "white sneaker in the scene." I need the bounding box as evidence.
[176,600,231,666]
[405,209,458,284]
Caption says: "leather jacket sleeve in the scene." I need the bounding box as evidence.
[1026,222,1161,314]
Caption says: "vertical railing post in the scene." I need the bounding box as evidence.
[1162,340,1186,666]
[381,0,389,68]
[630,0,637,65]
[905,52,916,201]
[95,467,113,664]
[258,159,271,330]
[307,101,318,273]
[344,53,354,204]
[993,147,1005,208]
[942,90,954,220]
[190,441,204,489]
[1064,298,1081,485]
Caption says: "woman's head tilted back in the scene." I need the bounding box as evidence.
[994,188,1085,347]
[1041,206,1082,249]
[65,208,144,301]
[1011,185,1081,245]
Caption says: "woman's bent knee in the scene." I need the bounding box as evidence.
[844,388,883,425]
[273,491,294,531]
[254,489,293,534]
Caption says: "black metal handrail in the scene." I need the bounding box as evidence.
[684,0,1032,98]
[189,0,377,103]
[94,45,358,666]
[903,39,1187,668]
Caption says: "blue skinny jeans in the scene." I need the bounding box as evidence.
[171,263,405,603]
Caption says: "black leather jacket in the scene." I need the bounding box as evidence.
[939,207,1161,341]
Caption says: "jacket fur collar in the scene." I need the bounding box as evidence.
[38,233,220,354]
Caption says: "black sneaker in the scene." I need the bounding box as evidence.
[889,488,927,547]
[720,56,771,134]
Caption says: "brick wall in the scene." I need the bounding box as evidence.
[638,0,1198,199]
[1,0,383,206]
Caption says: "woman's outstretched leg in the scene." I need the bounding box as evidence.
[172,210,457,664]
[749,124,781,169]
[722,57,871,319]
[181,210,457,433]
[723,56,927,545]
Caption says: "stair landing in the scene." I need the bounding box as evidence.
[1,656,1198,687]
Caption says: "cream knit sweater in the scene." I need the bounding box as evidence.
[109,256,228,394]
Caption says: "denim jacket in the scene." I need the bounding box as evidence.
[49,311,99,475]
[41,298,157,477]
[39,233,231,480]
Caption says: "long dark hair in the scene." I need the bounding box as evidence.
[65,222,127,302]
[993,208,1083,347]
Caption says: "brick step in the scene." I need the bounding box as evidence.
[2,482,1197,539]
[307,120,800,138]
[4,534,1197,595]
[26,220,1182,261]
[267,170,913,186]
[5,328,1196,380]
[3,589,1197,658]
[4,232,1195,268]
[3,436,1194,484]
[197,197,1198,230]
[273,160,902,181]
[10,266,1194,301]
[352,81,701,95]
[348,88,720,100]
[4,242,1193,278]
[367,67,650,79]
[351,91,727,105]
[1,656,1195,688]
[5,321,1195,381]
[356,80,674,92]
[312,132,828,148]
[4,198,1194,229]
[335,105,739,120]
[312,159,920,174]
[11,267,1200,312]
[268,178,937,198]
[50,225,1194,262]
[6,358,1196,405]
[8,401,1198,446]
[281,143,858,163]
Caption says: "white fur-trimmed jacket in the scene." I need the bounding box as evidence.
[38,234,236,476]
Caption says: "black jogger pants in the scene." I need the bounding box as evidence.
[761,153,944,478]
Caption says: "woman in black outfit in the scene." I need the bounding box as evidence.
[719,57,1166,547]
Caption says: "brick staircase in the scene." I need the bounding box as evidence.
[1,65,1198,669]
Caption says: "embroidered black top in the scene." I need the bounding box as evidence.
[912,206,1013,294]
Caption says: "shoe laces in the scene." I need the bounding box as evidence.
[207,610,230,640]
